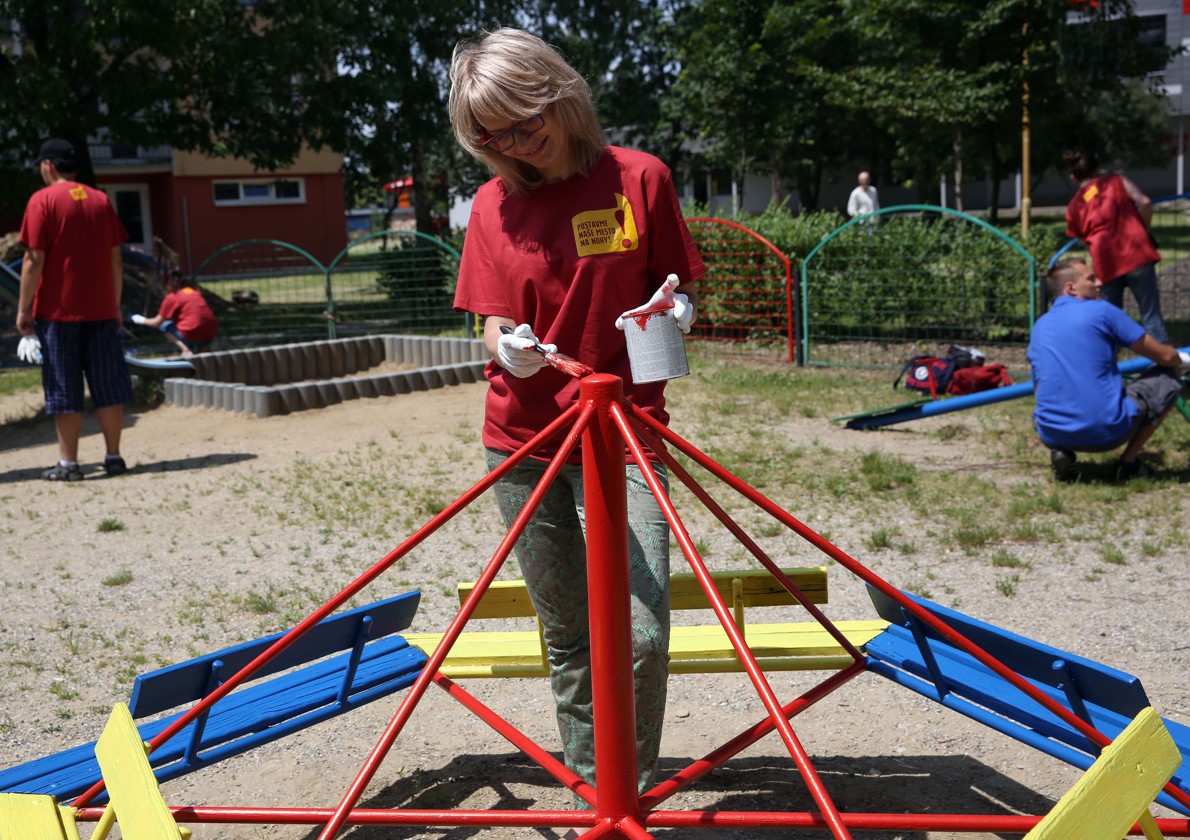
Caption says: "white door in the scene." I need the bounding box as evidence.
[99,184,152,250]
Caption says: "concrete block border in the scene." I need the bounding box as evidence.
[162,335,488,418]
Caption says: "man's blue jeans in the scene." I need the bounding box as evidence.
[1102,261,1167,343]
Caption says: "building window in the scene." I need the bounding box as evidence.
[213,178,306,206]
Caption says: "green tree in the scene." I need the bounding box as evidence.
[833,0,1175,214]
[0,0,345,196]
[666,0,784,211]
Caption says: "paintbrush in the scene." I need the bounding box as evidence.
[499,325,594,379]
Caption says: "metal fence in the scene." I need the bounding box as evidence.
[1050,193,1190,347]
[191,231,466,346]
[685,218,796,362]
[800,206,1038,368]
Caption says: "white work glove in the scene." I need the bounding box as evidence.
[1179,350,1190,368]
[496,323,555,379]
[17,335,42,364]
[615,274,696,333]
[130,313,147,325]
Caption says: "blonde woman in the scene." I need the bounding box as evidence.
[450,27,704,800]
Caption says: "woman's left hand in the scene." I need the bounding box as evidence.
[615,274,696,333]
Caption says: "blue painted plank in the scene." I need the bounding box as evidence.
[863,586,1190,816]
[129,591,420,718]
[0,637,426,802]
[867,587,1150,713]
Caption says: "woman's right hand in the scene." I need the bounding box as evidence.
[496,322,553,378]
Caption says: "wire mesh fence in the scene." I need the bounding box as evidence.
[327,231,464,339]
[1052,194,1190,348]
[190,232,467,347]
[685,218,795,362]
[800,207,1038,369]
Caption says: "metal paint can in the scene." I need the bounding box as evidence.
[623,307,689,384]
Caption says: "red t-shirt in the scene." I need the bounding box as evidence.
[453,146,706,460]
[20,181,128,321]
[159,287,218,342]
[1065,174,1159,284]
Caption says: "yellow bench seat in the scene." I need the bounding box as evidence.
[404,566,888,678]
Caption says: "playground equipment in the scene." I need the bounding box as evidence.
[841,348,1190,429]
[5,371,1190,836]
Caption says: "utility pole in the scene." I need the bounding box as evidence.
[1021,22,1031,240]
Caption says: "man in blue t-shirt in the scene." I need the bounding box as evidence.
[1027,258,1186,481]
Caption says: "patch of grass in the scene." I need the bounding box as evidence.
[0,367,41,397]
[242,587,280,615]
[859,451,916,492]
[865,527,899,551]
[101,569,134,587]
[1099,544,1127,566]
[934,424,967,441]
[47,682,79,701]
[954,525,1001,551]
[996,576,1019,597]
[97,518,125,533]
[990,550,1031,569]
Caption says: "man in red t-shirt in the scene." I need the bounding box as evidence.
[131,270,219,356]
[16,138,131,481]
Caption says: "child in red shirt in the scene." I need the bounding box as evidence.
[132,271,218,355]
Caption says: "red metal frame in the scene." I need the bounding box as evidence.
[66,372,1190,836]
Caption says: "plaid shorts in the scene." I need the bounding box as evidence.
[36,320,133,414]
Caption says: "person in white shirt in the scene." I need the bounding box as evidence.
[847,170,879,223]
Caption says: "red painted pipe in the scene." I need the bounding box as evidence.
[629,402,1190,814]
[612,401,854,839]
[317,406,596,838]
[70,806,1190,835]
[582,374,644,828]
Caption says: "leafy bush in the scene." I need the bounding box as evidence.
[685,202,1053,353]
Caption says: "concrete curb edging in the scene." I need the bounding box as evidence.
[162,336,487,418]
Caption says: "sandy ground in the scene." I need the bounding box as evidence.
[0,366,1187,839]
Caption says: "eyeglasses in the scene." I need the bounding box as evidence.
[480,114,545,153]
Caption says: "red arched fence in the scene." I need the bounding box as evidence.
[685,218,798,363]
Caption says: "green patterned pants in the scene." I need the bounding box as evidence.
[485,448,671,797]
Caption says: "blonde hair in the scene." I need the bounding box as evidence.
[449,28,605,194]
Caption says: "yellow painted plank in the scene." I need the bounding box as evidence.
[407,620,886,678]
[1025,706,1180,840]
[667,620,887,660]
[406,630,547,666]
[668,566,829,610]
[57,808,81,840]
[458,566,829,620]
[94,703,187,839]
[457,580,539,619]
[0,794,77,839]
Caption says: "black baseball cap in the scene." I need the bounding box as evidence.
[35,138,78,169]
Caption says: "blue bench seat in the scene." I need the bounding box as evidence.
[0,592,425,803]
[863,586,1190,815]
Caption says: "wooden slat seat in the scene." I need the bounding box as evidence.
[0,593,425,803]
[405,566,887,678]
[864,586,1190,816]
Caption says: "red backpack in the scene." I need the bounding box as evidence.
[894,356,956,398]
[947,364,1013,396]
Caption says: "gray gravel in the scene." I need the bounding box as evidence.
[0,372,1186,839]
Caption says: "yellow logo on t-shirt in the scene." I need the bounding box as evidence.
[572,193,639,256]
[69,186,87,201]
[1081,184,1099,202]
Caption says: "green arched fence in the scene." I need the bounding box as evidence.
[800,206,1039,368]
[191,231,465,345]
